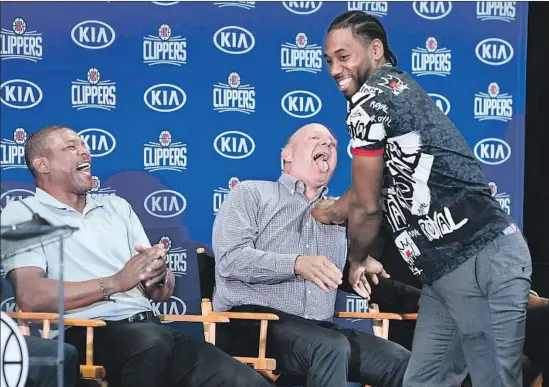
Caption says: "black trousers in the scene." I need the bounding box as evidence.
[64,316,271,387]
[523,304,548,386]
[218,305,410,387]
[25,335,79,387]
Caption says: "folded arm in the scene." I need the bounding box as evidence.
[212,183,298,285]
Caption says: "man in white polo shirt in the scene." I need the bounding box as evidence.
[0,125,271,387]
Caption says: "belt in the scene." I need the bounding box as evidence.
[500,223,519,236]
[113,311,156,324]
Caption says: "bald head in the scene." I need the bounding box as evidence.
[284,123,337,148]
[25,125,71,178]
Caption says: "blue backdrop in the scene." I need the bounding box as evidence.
[1,1,528,341]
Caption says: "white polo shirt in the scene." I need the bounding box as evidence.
[1,188,152,321]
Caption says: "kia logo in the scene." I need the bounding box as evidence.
[213,26,255,55]
[0,188,35,209]
[149,296,187,323]
[282,1,322,14]
[281,90,322,118]
[144,84,187,112]
[1,79,43,109]
[428,93,451,115]
[77,128,117,158]
[412,1,452,20]
[475,38,514,66]
[213,130,255,159]
[144,189,187,218]
[474,138,511,165]
[71,20,116,50]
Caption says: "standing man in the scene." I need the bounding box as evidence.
[317,11,532,387]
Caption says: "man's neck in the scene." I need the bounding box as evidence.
[38,183,87,213]
[304,185,322,201]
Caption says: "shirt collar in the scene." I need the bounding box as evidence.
[278,173,329,200]
[34,187,103,212]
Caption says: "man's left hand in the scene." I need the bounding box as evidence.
[348,257,390,299]
[135,244,168,288]
[311,198,346,225]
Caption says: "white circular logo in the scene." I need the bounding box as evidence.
[1,312,29,387]
[158,24,171,41]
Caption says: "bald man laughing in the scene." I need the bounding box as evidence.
[211,123,410,387]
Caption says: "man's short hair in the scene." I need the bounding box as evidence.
[25,125,69,178]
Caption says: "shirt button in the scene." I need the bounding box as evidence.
[307,290,311,295]
[305,314,309,319]
[306,244,309,248]
[306,222,310,227]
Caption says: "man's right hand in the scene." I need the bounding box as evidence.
[294,255,343,293]
[112,244,167,293]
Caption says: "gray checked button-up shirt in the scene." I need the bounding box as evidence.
[212,173,348,321]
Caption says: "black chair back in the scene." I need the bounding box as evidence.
[196,247,216,300]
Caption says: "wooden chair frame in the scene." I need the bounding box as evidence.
[7,311,108,386]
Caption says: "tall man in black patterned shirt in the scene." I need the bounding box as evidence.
[314,10,532,387]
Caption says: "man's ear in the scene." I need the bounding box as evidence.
[281,146,292,163]
[32,156,49,175]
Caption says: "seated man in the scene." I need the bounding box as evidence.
[212,123,410,387]
[1,125,272,387]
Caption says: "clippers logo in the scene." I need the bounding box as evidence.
[1,128,27,171]
[378,74,409,96]
[474,82,513,122]
[213,131,255,159]
[144,130,187,172]
[89,176,116,197]
[0,79,43,109]
[144,84,187,112]
[345,294,369,322]
[213,26,255,55]
[412,1,452,19]
[475,38,514,66]
[71,68,116,111]
[213,177,240,215]
[281,33,322,74]
[1,17,43,62]
[158,236,187,277]
[476,1,516,22]
[347,2,388,17]
[411,37,451,77]
[213,72,256,114]
[282,1,322,14]
[488,182,511,215]
[281,90,322,118]
[0,188,35,210]
[474,138,511,165]
[143,24,187,67]
[78,128,117,158]
[428,93,451,115]
[214,1,255,9]
[149,296,187,323]
[71,20,115,50]
[144,190,187,218]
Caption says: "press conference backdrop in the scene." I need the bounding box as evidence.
[0,1,528,338]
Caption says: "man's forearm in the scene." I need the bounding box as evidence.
[329,188,351,222]
[347,194,382,263]
[17,276,121,313]
[145,270,175,302]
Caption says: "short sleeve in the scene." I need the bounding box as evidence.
[346,86,395,157]
[0,200,48,276]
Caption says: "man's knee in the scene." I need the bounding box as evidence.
[311,330,351,364]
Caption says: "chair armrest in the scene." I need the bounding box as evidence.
[400,313,418,320]
[336,312,403,320]
[62,318,106,327]
[7,312,59,321]
[159,314,230,323]
[210,312,280,321]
